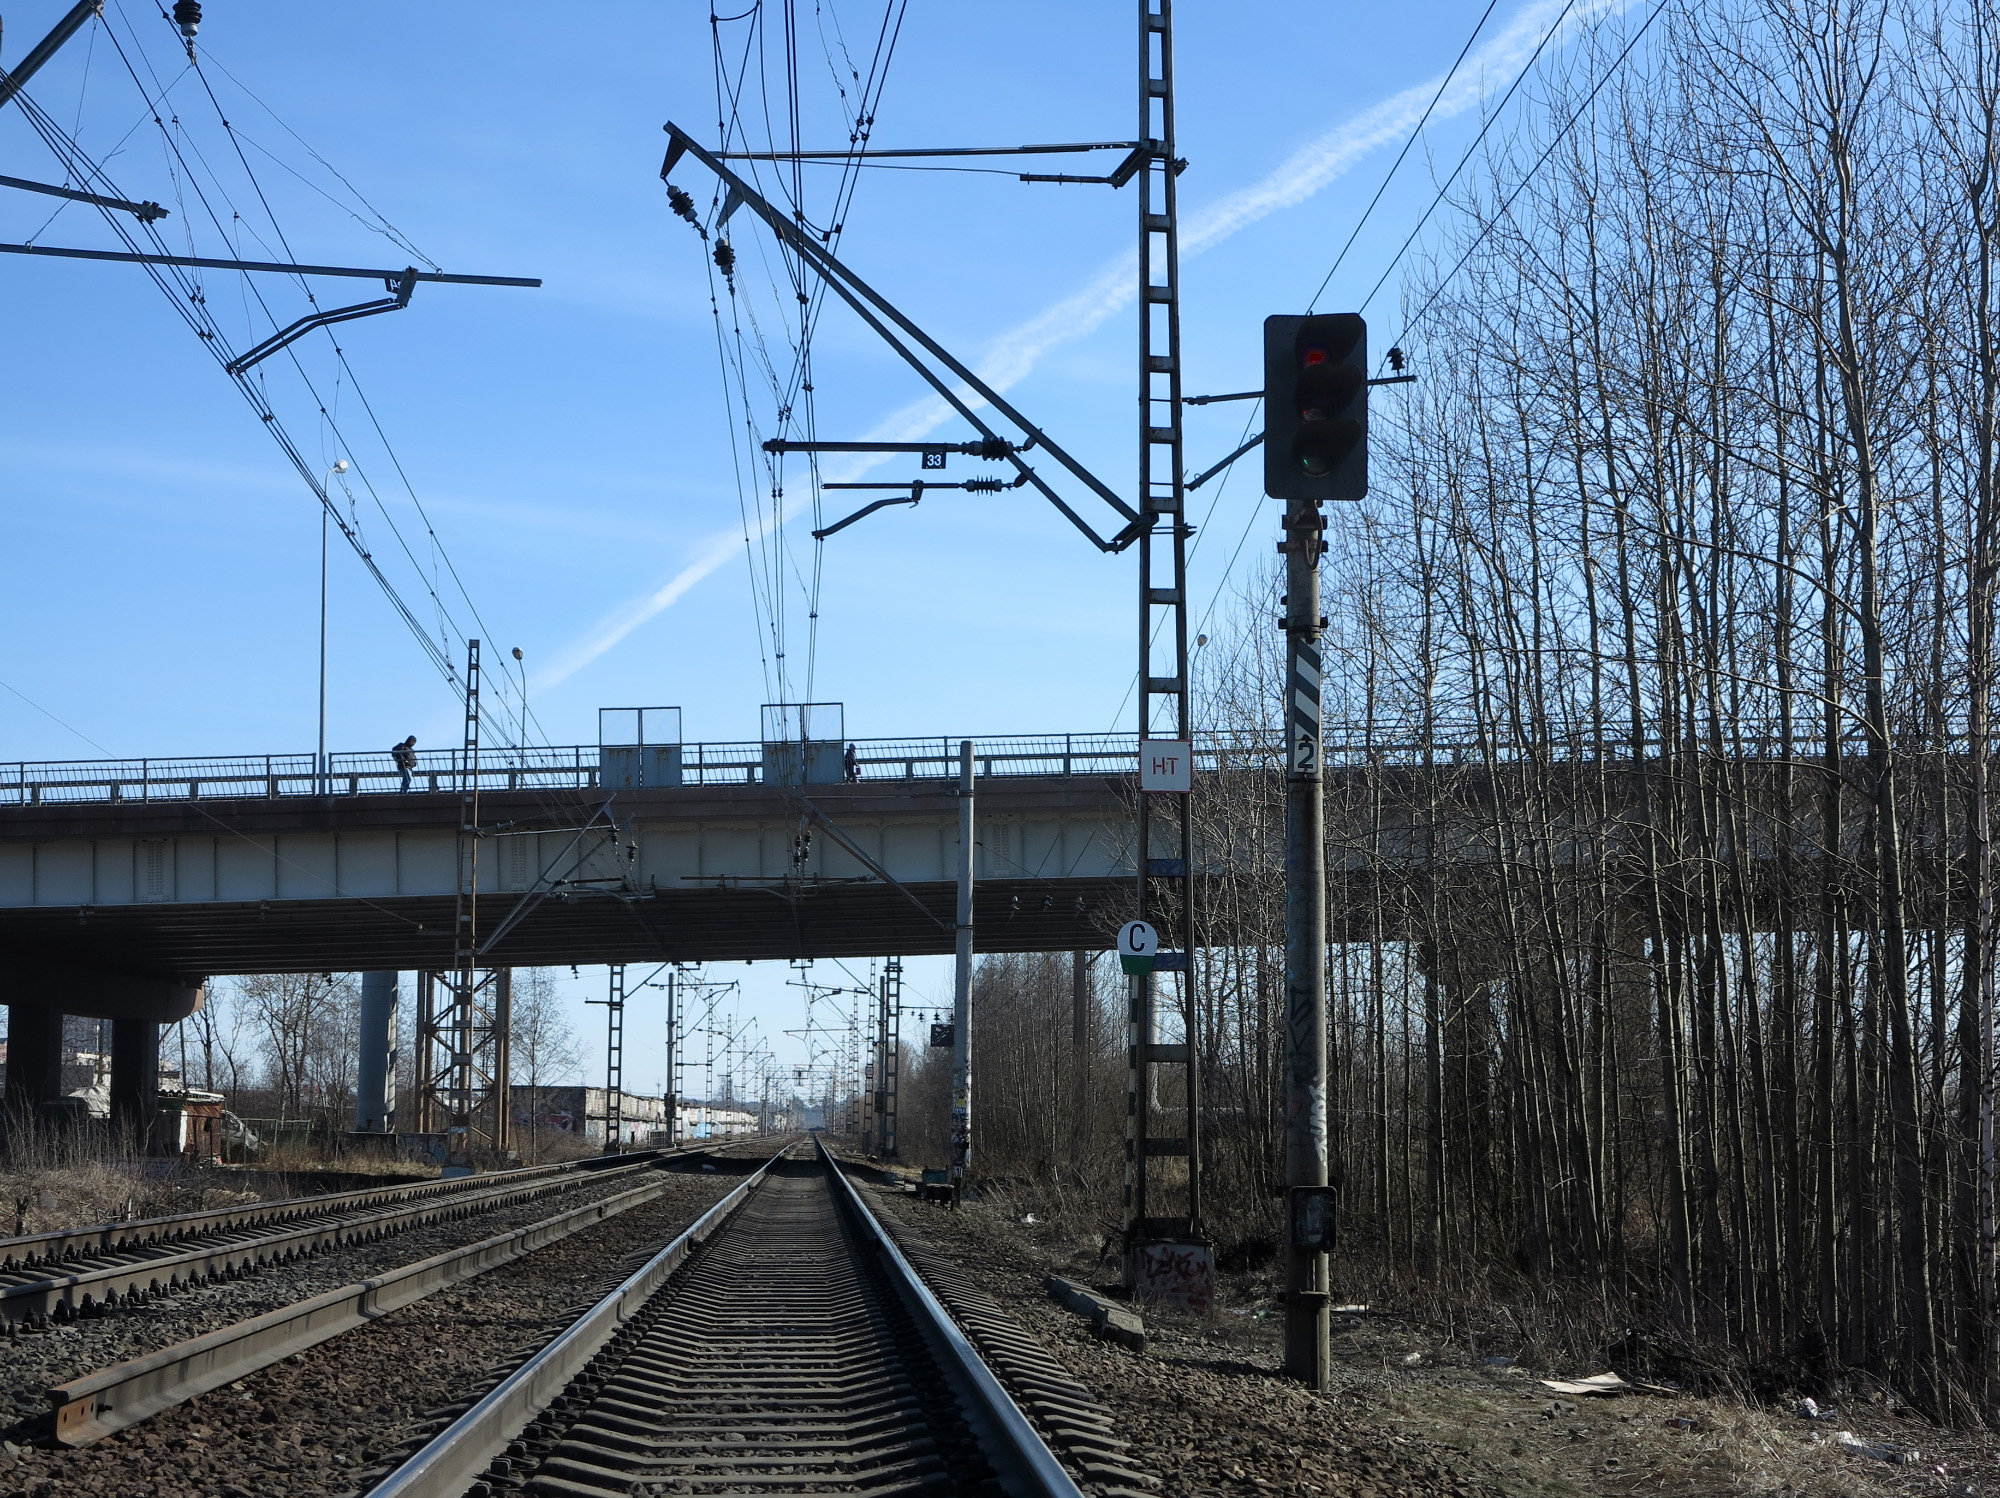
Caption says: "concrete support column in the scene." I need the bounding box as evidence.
[110,1018,159,1153]
[354,971,398,1133]
[4,1004,64,1113]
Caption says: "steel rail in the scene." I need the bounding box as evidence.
[364,1144,788,1498]
[819,1139,1086,1498]
[0,1153,640,1271]
[45,1161,708,1446]
[0,1156,669,1326]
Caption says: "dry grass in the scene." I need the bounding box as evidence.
[0,1118,257,1237]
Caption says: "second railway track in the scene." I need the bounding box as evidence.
[0,1152,677,1329]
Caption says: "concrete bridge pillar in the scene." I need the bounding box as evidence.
[354,971,398,1133]
[4,1004,63,1113]
[110,1018,159,1151]
[1,957,202,1148]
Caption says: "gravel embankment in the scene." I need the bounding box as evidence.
[0,1163,743,1498]
[858,1178,1513,1498]
[856,1176,2000,1498]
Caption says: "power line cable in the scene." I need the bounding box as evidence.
[1385,0,1669,344]
[1352,0,1582,320]
[1177,0,1665,703]
[1305,0,1500,312]
[44,14,536,755]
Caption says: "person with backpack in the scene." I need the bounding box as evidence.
[392,735,419,792]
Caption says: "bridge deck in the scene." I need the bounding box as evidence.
[0,776,1134,978]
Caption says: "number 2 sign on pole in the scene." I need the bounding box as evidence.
[1117,919,1159,975]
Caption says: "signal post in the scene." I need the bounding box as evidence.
[1265,312,1368,1389]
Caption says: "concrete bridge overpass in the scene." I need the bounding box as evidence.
[0,723,1948,1139]
[0,731,1156,1137]
[0,724,1949,1005]
[0,775,1137,980]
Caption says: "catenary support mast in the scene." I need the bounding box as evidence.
[1126,0,1205,1283]
[416,641,513,1169]
[600,965,627,1153]
[951,741,975,1191]
[882,958,902,1158]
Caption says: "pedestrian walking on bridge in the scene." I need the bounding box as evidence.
[392,735,419,792]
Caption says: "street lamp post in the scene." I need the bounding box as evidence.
[511,645,526,765]
[318,459,348,797]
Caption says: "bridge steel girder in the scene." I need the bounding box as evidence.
[0,878,1133,978]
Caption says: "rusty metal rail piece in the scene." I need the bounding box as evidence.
[362,1146,786,1498]
[44,1163,701,1446]
[0,1156,666,1327]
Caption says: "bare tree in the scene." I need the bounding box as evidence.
[236,972,359,1120]
[510,969,581,1162]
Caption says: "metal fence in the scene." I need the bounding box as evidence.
[0,734,1154,806]
[0,724,1926,807]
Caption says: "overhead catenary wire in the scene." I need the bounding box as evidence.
[698,0,908,710]
[1383,0,1671,349]
[1169,0,1666,705]
[178,37,530,734]
[27,6,545,758]
[1304,0,1501,313]
[1352,0,1584,323]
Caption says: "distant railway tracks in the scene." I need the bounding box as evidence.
[360,1141,1154,1498]
[0,1152,665,1331]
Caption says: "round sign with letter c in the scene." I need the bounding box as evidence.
[1117,920,1159,958]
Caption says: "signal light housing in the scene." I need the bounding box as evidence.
[1264,313,1367,503]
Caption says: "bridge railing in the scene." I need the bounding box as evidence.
[0,724,1909,806]
[0,734,1178,805]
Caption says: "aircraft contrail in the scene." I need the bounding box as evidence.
[537,0,1621,692]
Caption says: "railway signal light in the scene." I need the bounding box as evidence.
[1263,313,1367,503]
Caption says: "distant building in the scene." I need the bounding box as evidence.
[509,1085,670,1146]
[509,1086,777,1146]
[676,1102,760,1139]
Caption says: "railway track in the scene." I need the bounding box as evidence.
[0,1151,683,1330]
[362,1140,1154,1498]
[0,1153,622,1273]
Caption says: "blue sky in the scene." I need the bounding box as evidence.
[0,0,1627,1087]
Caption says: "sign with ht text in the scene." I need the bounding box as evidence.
[1138,739,1193,794]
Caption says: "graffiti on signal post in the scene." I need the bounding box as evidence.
[1133,1240,1215,1311]
[1138,739,1193,794]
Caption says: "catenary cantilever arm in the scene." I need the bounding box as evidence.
[0,2,101,115]
[662,122,1143,553]
[0,172,166,221]
[225,270,419,374]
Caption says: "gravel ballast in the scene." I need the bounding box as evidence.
[0,1162,746,1498]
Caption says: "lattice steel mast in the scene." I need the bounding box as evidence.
[417,639,512,1166]
[1126,0,1204,1274]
